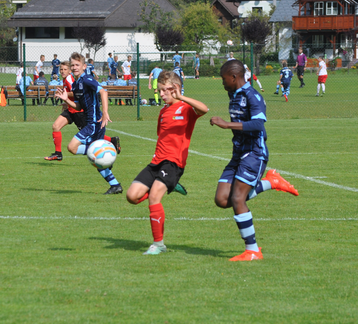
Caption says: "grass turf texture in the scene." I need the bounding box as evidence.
[1,70,358,122]
[1,119,358,323]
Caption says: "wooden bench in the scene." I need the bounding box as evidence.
[4,85,55,104]
[103,85,138,104]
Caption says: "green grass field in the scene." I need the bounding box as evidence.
[1,111,358,322]
[1,70,358,323]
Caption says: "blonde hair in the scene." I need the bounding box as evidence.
[157,70,182,88]
[70,52,85,64]
[60,61,70,68]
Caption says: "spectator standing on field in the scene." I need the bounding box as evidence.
[227,52,235,61]
[148,66,163,105]
[121,55,132,82]
[193,53,200,79]
[34,55,45,81]
[316,56,328,97]
[294,47,307,88]
[51,54,60,80]
[110,56,120,80]
[107,53,114,79]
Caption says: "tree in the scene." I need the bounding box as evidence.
[178,2,229,52]
[241,12,271,74]
[0,0,16,46]
[72,27,106,60]
[155,26,184,51]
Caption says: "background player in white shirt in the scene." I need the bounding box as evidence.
[316,56,328,97]
[244,64,264,92]
[121,55,132,81]
[34,55,45,81]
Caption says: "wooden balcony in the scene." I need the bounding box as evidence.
[292,15,358,31]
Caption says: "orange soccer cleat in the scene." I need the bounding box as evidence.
[229,247,263,262]
[262,169,299,196]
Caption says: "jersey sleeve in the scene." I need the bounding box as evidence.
[248,93,267,122]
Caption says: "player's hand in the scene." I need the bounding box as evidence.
[210,116,227,128]
[148,84,152,90]
[55,88,68,100]
[98,112,112,129]
[171,85,181,99]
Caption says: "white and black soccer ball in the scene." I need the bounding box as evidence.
[141,98,148,105]
[227,40,233,46]
[87,139,117,169]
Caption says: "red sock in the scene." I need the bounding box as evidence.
[149,203,165,242]
[137,192,149,204]
[104,135,111,141]
[52,131,62,152]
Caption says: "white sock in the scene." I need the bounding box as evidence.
[322,84,325,93]
[317,84,320,94]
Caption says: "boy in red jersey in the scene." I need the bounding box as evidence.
[126,71,209,255]
[45,61,119,161]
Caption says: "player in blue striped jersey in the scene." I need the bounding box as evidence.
[55,52,122,195]
[85,59,98,80]
[274,61,293,102]
[210,60,298,261]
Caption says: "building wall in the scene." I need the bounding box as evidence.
[239,0,273,17]
[19,27,157,63]
[278,26,293,60]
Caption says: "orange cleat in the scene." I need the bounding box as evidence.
[262,169,299,196]
[284,94,288,102]
[229,247,263,261]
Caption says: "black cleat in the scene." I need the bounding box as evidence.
[104,184,123,195]
[44,152,63,161]
[111,136,121,154]
[274,92,278,95]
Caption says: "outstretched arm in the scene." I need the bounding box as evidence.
[55,88,81,110]
[172,85,208,116]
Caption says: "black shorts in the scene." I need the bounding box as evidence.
[61,109,87,130]
[297,66,305,77]
[133,160,184,193]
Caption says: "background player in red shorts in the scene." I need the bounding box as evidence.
[126,71,209,255]
[316,56,327,97]
[244,64,264,92]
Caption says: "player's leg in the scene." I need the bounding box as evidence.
[214,160,237,209]
[274,81,280,94]
[153,79,159,104]
[316,82,321,96]
[44,114,69,161]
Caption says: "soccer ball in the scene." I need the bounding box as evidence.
[87,139,117,169]
[227,40,233,46]
[141,98,147,105]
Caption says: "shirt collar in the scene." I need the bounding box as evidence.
[231,82,250,98]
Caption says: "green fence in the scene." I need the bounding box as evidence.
[1,43,357,122]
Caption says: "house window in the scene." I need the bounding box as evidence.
[65,27,77,39]
[314,2,324,16]
[25,27,59,39]
[252,7,263,14]
[218,17,223,24]
[312,35,324,48]
[344,3,354,14]
[326,2,338,15]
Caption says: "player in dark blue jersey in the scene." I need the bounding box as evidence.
[85,59,98,80]
[110,56,120,80]
[56,52,122,195]
[173,62,185,95]
[51,54,60,80]
[210,60,298,261]
[274,61,293,102]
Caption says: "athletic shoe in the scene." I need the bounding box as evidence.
[261,89,265,92]
[173,182,187,195]
[111,136,121,154]
[262,169,299,196]
[321,92,324,97]
[104,184,123,195]
[143,244,167,255]
[299,85,303,88]
[229,247,263,261]
[274,92,278,95]
[44,152,63,161]
[284,95,288,102]
[302,83,305,86]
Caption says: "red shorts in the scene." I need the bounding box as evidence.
[33,75,39,81]
[247,74,258,82]
[318,75,327,83]
[123,74,132,80]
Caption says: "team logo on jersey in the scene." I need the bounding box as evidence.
[255,94,261,101]
[173,116,184,120]
[240,97,247,107]
[79,82,83,90]
[175,106,184,114]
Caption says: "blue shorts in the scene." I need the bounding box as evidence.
[74,123,105,145]
[219,152,267,187]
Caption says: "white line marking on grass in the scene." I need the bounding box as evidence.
[1,216,358,221]
[108,128,358,193]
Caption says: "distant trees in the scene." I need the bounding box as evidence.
[72,27,106,60]
[0,1,16,45]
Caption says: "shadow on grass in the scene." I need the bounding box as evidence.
[25,162,73,167]
[89,237,229,258]
[24,188,82,194]
[48,247,75,251]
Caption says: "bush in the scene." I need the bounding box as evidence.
[264,65,274,75]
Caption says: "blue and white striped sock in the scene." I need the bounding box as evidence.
[247,180,271,200]
[98,168,119,186]
[276,85,279,92]
[76,144,87,155]
[234,211,259,252]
